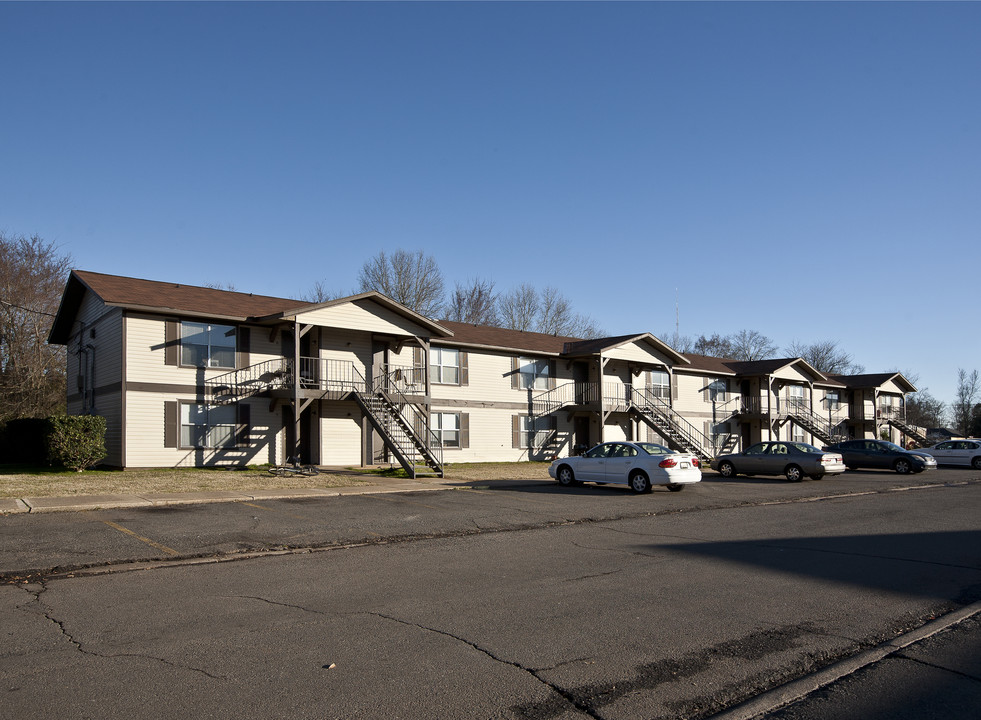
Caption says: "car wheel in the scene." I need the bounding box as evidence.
[894,458,912,474]
[972,456,981,470]
[785,465,804,482]
[667,484,684,492]
[629,470,652,494]
[556,465,579,487]
[718,461,736,478]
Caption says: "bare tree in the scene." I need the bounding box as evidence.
[445,278,498,325]
[498,284,539,332]
[357,249,445,318]
[302,280,349,304]
[0,233,73,422]
[692,333,735,358]
[954,368,979,436]
[662,331,696,354]
[786,339,864,375]
[204,281,237,291]
[498,284,603,338]
[729,329,777,361]
[906,390,948,430]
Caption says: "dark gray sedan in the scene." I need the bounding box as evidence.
[711,441,846,482]
[823,439,937,474]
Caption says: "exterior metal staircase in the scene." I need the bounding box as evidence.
[630,388,714,462]
[205,359,290,405]
[353,377,444,479]
[887,417,929,448]
[205,359,443,478]
[784,399,846,446]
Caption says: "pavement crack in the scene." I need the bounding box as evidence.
[228,594,330,616]
[895,653,981,683]
[366,611,604,719]
[20,578,222,680]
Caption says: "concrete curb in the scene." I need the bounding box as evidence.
[708,600,981,720]
[0,478,490,514]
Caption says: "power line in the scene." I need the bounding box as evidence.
[0,298,58,318]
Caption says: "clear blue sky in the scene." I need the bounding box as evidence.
[2,2,979,407]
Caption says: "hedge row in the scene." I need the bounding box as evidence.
[0,416,107,471]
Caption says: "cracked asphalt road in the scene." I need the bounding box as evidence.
[2,470,980,719]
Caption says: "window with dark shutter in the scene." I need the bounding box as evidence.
[237,403,251,447]
[237,326,251,369]
[164,401,178,448]
[165,320,179,366]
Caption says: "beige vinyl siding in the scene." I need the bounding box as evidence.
[294,299,434,337]
[604,419,629,443]
[319,403,363,465]
[318,328,373,379]
[98,391,124,466]
[671,372,721,415]
[124,392,281,468]
[603,342,674,365]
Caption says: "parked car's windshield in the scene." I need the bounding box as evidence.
[637,443,671,455]
[880,441,905,452]
[789,443,823,454]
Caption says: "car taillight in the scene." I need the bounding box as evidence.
[659,458,678,468]
[693,458,700,467]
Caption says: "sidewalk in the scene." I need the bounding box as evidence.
[712,601,981,720]
[0,475,479,514]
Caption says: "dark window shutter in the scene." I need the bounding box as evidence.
[512,415,521,448]
[164,401,178,448]
[165,320,179,366]
[237,326,251,369]
[237,403,251,447]
[548,360,557,389]
[460,413,469,448]
[511,357,520,389]
[459,352,469,386]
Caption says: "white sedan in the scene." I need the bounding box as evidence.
[920,440,981,469]
[548,441,702,493]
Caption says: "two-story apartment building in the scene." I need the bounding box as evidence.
[48,271,923,473]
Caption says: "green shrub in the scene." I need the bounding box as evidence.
[46,415,107,472]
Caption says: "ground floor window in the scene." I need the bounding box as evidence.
[514,415,556,448]
[181,403,236,448]
[432,412,460,448]
[790,421,806,443]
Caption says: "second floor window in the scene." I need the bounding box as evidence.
[708,379,727,402]
[650,370,670,398]
[430,348,460,385]
[826,391,841,410]
[181,322,236,368]
[518,357,550,390]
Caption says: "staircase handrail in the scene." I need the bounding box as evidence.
[205,358,291,402]
[371,367,443,472]
[632,387,713,458]
[784,397,848,441]
[531,382,600,415]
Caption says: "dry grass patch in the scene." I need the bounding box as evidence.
[0,461,552,499]
[0,466,367,499]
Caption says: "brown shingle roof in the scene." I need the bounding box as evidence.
[72,270,303,318]
[438,320,578,354]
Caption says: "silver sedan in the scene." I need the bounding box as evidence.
[712,441,846,482]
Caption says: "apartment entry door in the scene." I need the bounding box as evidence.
[283,406,315,465]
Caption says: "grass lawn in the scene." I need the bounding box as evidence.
[0,462,552,498]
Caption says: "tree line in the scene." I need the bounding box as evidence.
[2,236,978,437]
